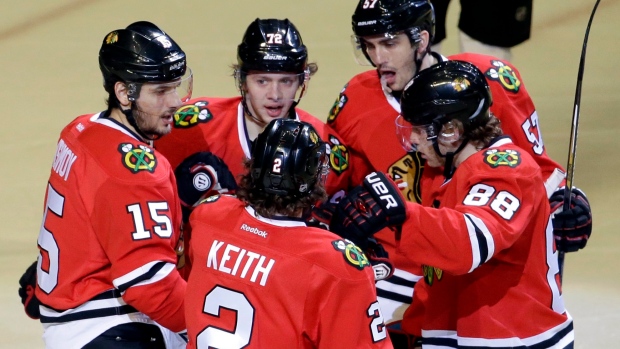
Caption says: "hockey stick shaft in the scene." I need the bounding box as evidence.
[558,0,601,282]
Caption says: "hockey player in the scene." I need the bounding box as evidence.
[24,22,192,348]
[154,18,354,206]
[331,60,574,348]
[184,119,392,349]
[327,0,592,334]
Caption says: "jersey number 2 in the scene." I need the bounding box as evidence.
[197,286,255,349]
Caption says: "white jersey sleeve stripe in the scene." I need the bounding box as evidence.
[464,213,495,273]
[113,261,176,292]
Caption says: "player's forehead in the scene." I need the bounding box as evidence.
[361,32,407,45]
[246,71,299,80]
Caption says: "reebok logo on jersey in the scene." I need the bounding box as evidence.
[240,224,268,238]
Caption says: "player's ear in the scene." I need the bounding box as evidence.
[114,81,132,108]
[417,30,430,55]
[439,121,462,143]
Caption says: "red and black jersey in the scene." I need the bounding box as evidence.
[185,194,392,349]
[154,96,354,196]
[35,113,186,348]
[399,137,572,347]
[327,54,566,324]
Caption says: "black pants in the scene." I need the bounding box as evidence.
[431,0,533,47]
[82,322,166,349]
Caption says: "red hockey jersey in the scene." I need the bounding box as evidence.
[327,54,566,324]
[185,195,392,349]
[154,96,354,196]
[399,137,572,347]
[35,113,186,347]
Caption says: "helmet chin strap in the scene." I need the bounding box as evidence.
[121,105,162,142]
[432,138,469,179]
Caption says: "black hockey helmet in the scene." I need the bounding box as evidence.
[352,0,435,43]
[99,21,187,85]
[251,119,329,197]
[237,18,308,74]
[400,60,492,137]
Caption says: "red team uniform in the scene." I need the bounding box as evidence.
[154,96,354,196]
[35,113,186,348]
[327,53,566,324]
[185,195,391,349]
[399,137,573,347]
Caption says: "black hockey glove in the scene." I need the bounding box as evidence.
[18,260,40,319]
[330,172,407,249]
[366,238,394,282]
[549,187,592,252]
[306,190,346,230]
[175,152,238,222]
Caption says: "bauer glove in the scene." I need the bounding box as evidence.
[330,171,406,249]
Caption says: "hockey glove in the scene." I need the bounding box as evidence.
[18,260,40,319]
[330,172,407,249]
[549,187,592,252]
[366,237,394,282]
[175,152,238,222]
[306,190,346,230]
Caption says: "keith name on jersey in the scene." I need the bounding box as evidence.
[207,239,275,287]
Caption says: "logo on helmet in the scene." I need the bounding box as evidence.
[357,20,377,26]
[169,60,185,71]
[452,77,471,92]
[155,36,172,48]
[118,143,157,173]
[105,32,118,44]
[264,54,287,61]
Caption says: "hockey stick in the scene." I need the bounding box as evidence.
[558,0,601,282]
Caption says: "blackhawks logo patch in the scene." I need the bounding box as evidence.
[327,84,348,124]
[485,60,521,93]
[423,264,443,286]
[328,135,349,174]
[118,143,157,173]
[173,100,213,128]
[388,152,424,203]
[332,239,370,270]
[484,149,521,168]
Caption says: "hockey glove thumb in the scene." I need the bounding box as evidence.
[175,152,238,221]
[366,238,394,282]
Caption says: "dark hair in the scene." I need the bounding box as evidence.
[458,113,503,147]
[236,158,327,218]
